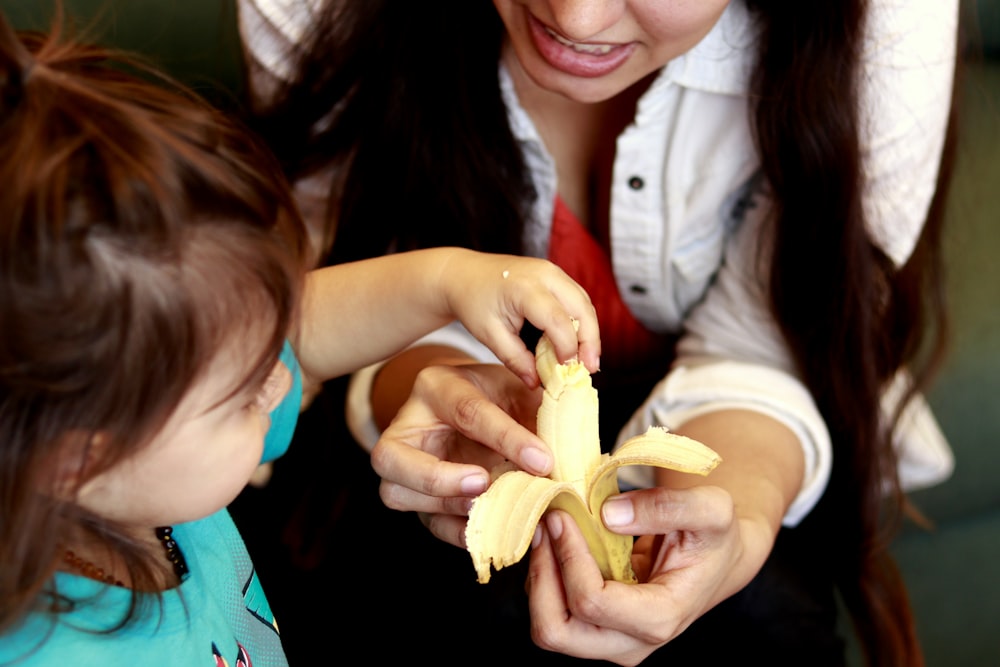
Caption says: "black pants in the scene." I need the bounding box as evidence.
[230,377,846,666]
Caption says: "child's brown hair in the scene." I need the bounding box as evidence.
[0,11,306,634]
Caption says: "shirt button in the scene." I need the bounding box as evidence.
[628,176,645,190]
[629,284,647,295]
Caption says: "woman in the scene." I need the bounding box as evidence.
[237,1,959,664]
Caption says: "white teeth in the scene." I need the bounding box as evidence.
[545,27,614,55]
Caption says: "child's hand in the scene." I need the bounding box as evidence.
[438,250,600,388]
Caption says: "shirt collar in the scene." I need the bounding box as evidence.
[659,1,756,96]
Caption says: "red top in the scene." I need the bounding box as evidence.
[547,197,674,374]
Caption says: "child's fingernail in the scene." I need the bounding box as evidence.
[460,474,488,495]
[601,496,635,527]
[532,525,542,548]
[521,447,552,475]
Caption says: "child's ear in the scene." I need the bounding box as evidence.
[46,431,108,500]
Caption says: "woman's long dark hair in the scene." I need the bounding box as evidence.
[253,1,958,664]
[251,0,525,262]
[746,2,958,665]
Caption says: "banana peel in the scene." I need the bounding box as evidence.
[465,331,722,584]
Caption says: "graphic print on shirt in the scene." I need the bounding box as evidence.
[244,567,279,635]
[212,641,252,667]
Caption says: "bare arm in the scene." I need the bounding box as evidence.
[656,409,804,569]
[295,248,599,386]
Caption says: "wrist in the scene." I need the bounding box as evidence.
[429,247,470,322]
[729,514,780,594]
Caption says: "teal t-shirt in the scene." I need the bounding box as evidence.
[0,342,303,666]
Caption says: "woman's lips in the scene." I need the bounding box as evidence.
[526,13,635,78]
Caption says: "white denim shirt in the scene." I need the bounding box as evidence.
[239,0,958,526]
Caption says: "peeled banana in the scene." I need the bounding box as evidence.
[464,332,722,584]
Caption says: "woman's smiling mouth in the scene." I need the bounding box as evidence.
[527,13,635,78]
[544,26,616,55]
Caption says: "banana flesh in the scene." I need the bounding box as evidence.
[465,333,722,584]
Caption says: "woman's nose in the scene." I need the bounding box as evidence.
[545,0,627,42]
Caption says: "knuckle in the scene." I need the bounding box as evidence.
[639,621,676,647]
[369,441,392,475]
[567,588,606,623]
[428,514,467,548]
[451,394,486,433]
[378,481,406,511]
[530,620,565,652]
[697,486,735,525]
[411,364,445,393]
[443,495,474,516]
[416,465,448,497]
[650,487,681,514]
[491,421,519,453]
[634,607,681,646]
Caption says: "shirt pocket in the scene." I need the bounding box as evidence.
[669,213,728,318]
[668,171,762,318]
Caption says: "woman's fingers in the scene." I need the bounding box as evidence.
[527,512,662,666]
[419,511,474,548]
[369,363,551,549]
[371,416,487,500]
[601,486,734,536]
[387,364,550,475]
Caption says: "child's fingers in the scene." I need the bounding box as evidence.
[533,261,601,372]
[476,254,600,378]
[570,307,601,373]
[478,307,595,388]
[518,289,601,374]
[475,325,541,388]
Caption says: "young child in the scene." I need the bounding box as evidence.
[0,15,598,666]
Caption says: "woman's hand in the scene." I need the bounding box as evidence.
[520,409,801,664]
[526,486,766,666]
[371,362,545,547]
